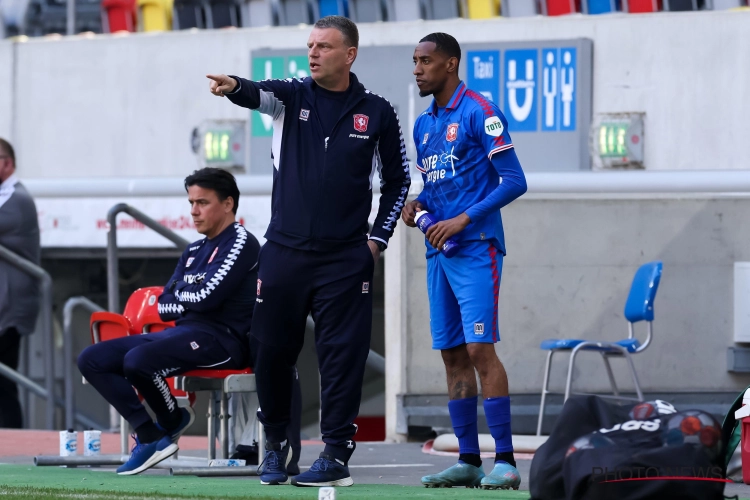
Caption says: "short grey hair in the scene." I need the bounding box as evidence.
[314,15,359,49]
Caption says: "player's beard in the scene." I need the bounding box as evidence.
[419,88,433,98]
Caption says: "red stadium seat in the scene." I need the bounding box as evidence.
[102,0,137,32]
[545,0,581,15]
[626,0,662,12]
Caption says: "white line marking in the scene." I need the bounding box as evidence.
[299,463,434,469]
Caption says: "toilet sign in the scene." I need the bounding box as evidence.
[542,48,577,132]
[504,49,538,132]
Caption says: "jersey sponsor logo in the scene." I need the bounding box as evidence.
[299,109,310,121]
[189,245,201,251]
[474,323,485,336]
[186,257,195,268]
[422,133,429,144]
[184,272,206,284]
[422,146,460,183]
[190,341,200,350]
[257,279,262,296]
[484,116,505,137]
[349,133,370,140]
[208,247,219,263]
[446,123,459,142]
[353,114,369,133]
[362,282,370,294]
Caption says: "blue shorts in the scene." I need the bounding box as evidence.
[427,240,503,350]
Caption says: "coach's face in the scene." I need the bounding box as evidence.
[188,185,233,238]
[308,27,356,88]
[413,41,452,98]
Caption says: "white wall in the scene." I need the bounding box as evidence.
[385,194,750,439]
[0,41,12,144]
[0,10,749,178]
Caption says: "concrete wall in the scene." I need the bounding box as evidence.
[385,194,750,439]
[0,10,748,177]
[0,41,12,143]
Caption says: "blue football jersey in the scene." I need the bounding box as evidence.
[414,81,520,256]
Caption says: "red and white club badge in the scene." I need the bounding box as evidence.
[257,279,262,296]
[446,123,459,142]
[353,114,369,132]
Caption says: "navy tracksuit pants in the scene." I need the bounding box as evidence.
[78,324,247,431]
[251,240,374,464]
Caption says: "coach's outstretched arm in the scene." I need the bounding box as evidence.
[369,104,412,248]
[207,74,293,119]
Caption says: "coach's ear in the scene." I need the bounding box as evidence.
[223,196,235,214]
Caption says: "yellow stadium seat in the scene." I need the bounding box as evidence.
[138,0,173,31]
[468,0,501,18]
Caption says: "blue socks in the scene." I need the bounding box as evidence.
[448,396,480,456]
[484,396,513,455]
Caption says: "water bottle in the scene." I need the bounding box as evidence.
[59,429,77,456]
[83,430,101,456]
[414,211,460,258]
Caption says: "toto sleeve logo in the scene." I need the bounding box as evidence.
[484,116,504,137]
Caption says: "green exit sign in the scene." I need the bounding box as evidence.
[591,113,645,170]
[204,129,232,163]
[191,120,247,172]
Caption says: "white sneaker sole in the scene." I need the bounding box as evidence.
[293,477,354,487]
[117,444,179,476]
[260,479,290,485]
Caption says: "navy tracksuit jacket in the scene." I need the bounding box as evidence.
[226,72,410,463]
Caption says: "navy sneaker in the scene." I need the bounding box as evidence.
[116,434,178,476]
[161,407,195,444]
[257,443,290,485]
[291,452,353,487]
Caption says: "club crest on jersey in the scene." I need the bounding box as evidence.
[190,341,199,350]
[186,257,195,268]
[299,109,310,121]
[446,123,459,142]
[208,247,218,263]
[353,114,369,133]
[257,279,262,296]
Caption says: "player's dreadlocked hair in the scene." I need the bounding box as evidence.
[420,32,462,69]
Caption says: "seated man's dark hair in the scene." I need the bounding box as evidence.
[184,167,240,214]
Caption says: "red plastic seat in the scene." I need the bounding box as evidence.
[180,368,253,378]
[546,0,581,14]
[627,0,662,12]
[90,312,132,344]
[102,0,137,32]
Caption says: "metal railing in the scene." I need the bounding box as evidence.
[0,243,55,429]
[62,296,105,430]
[107,203,190,454]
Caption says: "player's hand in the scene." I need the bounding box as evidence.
[426,213,471,250]
[206,74,237,97]
[401,200,425,227]
[367,240,381,264]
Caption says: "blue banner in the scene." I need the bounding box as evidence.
[467,50,500,104]
[504,49,538,132]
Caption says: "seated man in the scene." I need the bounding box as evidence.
[78,167,260,475]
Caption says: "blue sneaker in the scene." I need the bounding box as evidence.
[480,461,521,490]
[291,453,353,487]
[257,443,290,485]
[116,434,178,476]
[161,407,195,444]
[421,462,485,488]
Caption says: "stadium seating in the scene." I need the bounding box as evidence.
[625,0,661,11]
[585,0,621,13]
[138,0,171,30]
[24,0,102,36]
[207,0,242,27]
[102,0,137,32]
[277,0,313,24]
[665,0,701,10]
[711,0,745,8]
[420,0,461,19]
[173,0,207,28]
[467,0,501,18]
[544,0,581,15]
[318,0,347,16]
[349,0,390,21]
[535,261,663,436]
[503,0,540,15]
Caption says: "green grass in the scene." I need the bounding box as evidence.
[0,465,530,500]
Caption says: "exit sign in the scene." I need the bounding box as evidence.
[591,113,644,170]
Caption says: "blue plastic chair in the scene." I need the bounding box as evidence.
[318,0,348,16]
[536,261,663,435]
[585,0,621,13]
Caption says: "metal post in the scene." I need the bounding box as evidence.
[0,243,55,429]
[62,296,104,430]
[106,203,190,455]
[66,0,75,35]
